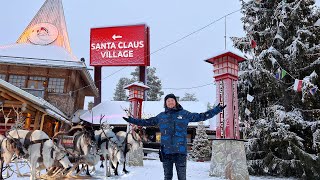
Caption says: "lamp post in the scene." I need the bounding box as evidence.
[124,82,149,166]
[205,50,249,179]
[124,82,149,120]
[205,51,245,139]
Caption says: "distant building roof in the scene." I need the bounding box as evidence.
[80,101,216,129]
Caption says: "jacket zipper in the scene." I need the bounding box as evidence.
[172,115,175,146]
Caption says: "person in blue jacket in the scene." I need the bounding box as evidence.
[123,93,226,180]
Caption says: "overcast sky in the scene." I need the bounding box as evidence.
[0,0,319,109]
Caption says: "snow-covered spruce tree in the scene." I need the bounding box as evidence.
[113,77,132,101]
[191,121,211,161]
[232,0,320,179]
[180,92,198,101]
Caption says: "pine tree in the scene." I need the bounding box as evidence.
[180,92,198,101]
[113,77,132,101]
[131,67,164,101]
[191,121,211,161]
[232,0,320,179]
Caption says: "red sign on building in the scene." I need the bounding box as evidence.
[90,24,150,66]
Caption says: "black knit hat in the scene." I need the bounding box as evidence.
[164,93,183,110]
[164,93,177,103]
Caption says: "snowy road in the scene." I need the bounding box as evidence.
[9,156,296,180]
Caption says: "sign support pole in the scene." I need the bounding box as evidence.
[94,66,101,106]
[139,66,147,100]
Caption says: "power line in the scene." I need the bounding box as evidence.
[71,8,241,93]
[163,83,214,90]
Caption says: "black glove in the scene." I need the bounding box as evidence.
[217,103,227,111]
[123,117,129,121]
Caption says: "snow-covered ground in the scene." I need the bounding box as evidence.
[8,154,296,180]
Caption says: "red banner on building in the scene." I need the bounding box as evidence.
[90,24,150,66]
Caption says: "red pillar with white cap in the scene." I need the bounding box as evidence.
[124,82,149,131]
[205,50,245,139]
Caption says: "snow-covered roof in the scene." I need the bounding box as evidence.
[204,49,246,63]
[80,101,213,127]
[71,109,89,123]
[124,82,150,89]
[0,79,70,124]
[0,44,81,68]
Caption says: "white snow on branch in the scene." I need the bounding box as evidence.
[274,34,284,42]
[314,18,320,26]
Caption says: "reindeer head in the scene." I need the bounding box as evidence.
[52,144,73,169]
[83,130,96,146]
[7,138,25,158]
[132,127,142,142]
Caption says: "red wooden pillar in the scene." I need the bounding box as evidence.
[205,51,246,139]
[94,66,101,106]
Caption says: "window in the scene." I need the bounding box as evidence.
[48,78,65,93]
[0,74,6,80]
[28,76,45,89]
[22,76,46,98]
[9,75,26,88]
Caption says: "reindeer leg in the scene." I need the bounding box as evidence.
[0,160,4,179]
[30,158,38,180]
[86,165,91,176]
[114,162,119,176]
[110,159,116,175]
[105,154,111,177]
[123,161,130,174]
[76,165,80,173]
[122,152,129,174]
[100,160,104,168]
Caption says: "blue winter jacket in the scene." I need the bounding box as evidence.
[125,104,222,155]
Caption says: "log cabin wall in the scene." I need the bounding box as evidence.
[0,64,87,117]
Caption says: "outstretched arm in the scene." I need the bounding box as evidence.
[123,116,159,127]
[187,104,226,122]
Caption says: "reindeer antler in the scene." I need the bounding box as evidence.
[52,124,85,140]
[0,105,12,128]
[12,106,23,121]
[99,114,106,129]
[120,105,133,117]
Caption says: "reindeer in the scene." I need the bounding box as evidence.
[53,124,100,176]
[113,128,142,175]
[0,134,25,179]
[109,107,143,175]
[95,115,125,176]
[7,129,73,180]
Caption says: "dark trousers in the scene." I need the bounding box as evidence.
[162,153,187,180]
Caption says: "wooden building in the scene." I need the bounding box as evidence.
[0,0,98,136]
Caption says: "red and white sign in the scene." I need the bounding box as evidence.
[90,24,150,66]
